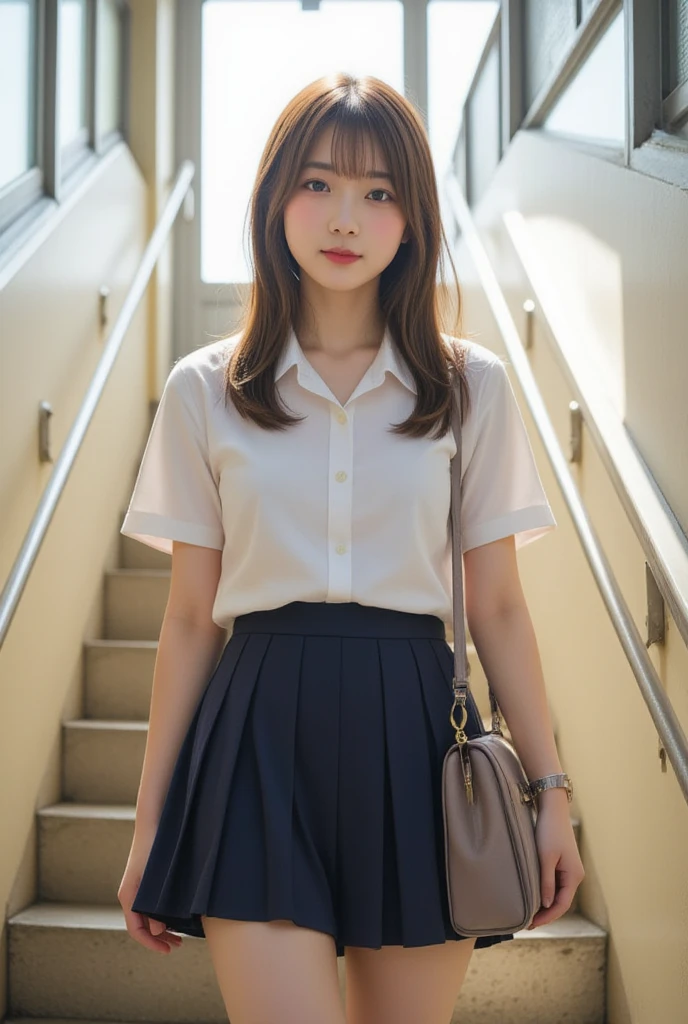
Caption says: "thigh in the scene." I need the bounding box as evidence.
[200,915,346,1024]
[344,936,477,1024]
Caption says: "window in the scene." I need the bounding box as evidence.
[59,0,89,150]
[0,0,127,255]
[59,0,90,177]
[542,8,625,147]
[427,0,500,180]
[0,0,38,193]
[98,0,124,137]
[200,0,404,284]
[662,0,688,140]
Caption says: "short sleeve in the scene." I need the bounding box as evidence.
[460,358,556,553]
[120,362,224,555]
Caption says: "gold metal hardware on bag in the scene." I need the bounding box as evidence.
[460,744,474,804]
[449,684,474,804]
[449,690,468,744]
[518,782,535,805]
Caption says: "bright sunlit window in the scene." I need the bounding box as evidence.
[427,0,499,177]
[543,8,625,146]
[201,0,403,284]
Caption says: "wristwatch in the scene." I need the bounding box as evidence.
[520,772,573,804]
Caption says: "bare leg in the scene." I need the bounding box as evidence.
[200,915,347,1024]
[344,936,477,1024]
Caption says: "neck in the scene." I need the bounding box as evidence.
[294,278,385,356]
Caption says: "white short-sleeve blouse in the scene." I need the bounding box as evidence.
[120,326,556,632]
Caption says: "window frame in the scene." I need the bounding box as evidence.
[0,0,130,271]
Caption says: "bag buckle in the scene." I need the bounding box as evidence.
[518,782,535,805]
[450,682,474,804]
[449,684,469,746]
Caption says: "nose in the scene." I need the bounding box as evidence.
[328,193,359,236]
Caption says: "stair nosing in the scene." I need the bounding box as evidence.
[63,719,148,730]
[38,803,136,820]
[8,901,607,938]
[84,638,158,649]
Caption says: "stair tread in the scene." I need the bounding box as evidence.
[9,901,606,938]
[36,798,580,833]
[106,567,170,577]
[38,803,136,820]
[84,638,158,649]
[63,718,148,730]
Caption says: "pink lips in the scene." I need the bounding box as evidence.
[322,250,361,264]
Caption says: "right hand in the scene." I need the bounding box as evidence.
[118,833,184,954]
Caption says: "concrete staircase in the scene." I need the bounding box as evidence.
[6,528,608,1024]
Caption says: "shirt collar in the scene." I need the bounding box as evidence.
[275,323,417,394]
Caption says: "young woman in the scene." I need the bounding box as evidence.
[118,73,584,1024]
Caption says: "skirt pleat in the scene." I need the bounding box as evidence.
[131,601,516,956]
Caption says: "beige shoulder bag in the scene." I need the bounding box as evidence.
[441,359,542,936]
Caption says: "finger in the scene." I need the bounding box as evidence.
[126,911,174,953]
[539,872,557,909]
[132,921,172,951]
[148,917,183,946]
[527,885,575,929]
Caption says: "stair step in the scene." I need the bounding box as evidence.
[4,1015,597,1024]
[38,803,136,903]
[104,568,170,640]
[7,902,606,1024]
[63,720,147,803]
[83,640,157,720]
[121,532,171,570]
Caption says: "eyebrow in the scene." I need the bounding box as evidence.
[302,160,393,182]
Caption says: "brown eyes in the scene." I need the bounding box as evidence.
[303,179,394,203]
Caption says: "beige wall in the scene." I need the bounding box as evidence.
[0,2,176,1017]
[453,128,688,1023]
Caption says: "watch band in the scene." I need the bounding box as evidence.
[527,773,573,802]
[518,770,573,802]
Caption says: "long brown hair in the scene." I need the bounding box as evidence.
[221,72,470,439]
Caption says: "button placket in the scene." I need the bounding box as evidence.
[328,403,354,600]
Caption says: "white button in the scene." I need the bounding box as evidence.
[335,471,347,482]
[335,543,347,555]
[336,411,347,424]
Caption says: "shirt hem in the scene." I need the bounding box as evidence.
[462,506,557,553]
[120,511,225,554]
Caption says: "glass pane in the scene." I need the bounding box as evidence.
[427,1,499,179]
[201,0,404,284]
[59,0,88,149]
[542,8,625,146]
[466,38,500,206]
[98,0,122,135]
[666,0,688,90]
[524,0,577,111]
[0,0,37,190]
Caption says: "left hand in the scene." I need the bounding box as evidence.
[526,792,585,930]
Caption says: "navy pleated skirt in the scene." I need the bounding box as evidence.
[131,600,515,957]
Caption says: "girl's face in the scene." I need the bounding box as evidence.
[283,123,409,292]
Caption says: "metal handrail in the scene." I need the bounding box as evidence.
[444,174,688,807]
[0,160,195,650]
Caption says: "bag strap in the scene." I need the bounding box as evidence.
[449,351,504,735]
